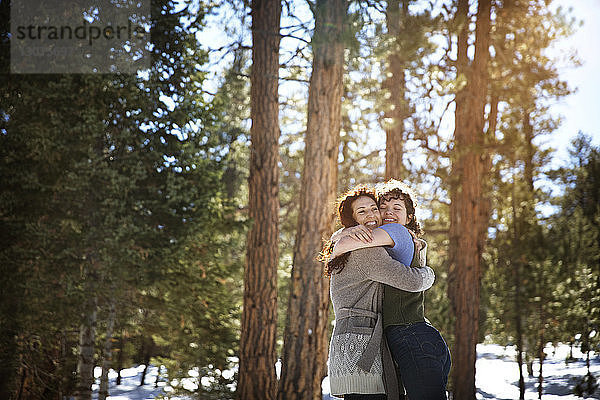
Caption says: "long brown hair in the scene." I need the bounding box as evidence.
[323,185,377,276]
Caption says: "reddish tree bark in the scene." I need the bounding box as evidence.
[384,0,409,180]
[278,1,346,399]
[75,295,97,400]
[237,1,281,399]
[448,0,491,399]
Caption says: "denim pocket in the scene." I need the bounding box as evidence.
[411,326,449,373]
[386,323,450,398]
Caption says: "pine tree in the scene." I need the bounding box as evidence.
[480,2,576,397]
[550,135,600,397]
[447,1,491,397]
[0,0,242,398]
[382,0,438,181]
[278,1,347,398]
[237,0,282,399]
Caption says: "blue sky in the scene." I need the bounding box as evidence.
[547,0,600,164]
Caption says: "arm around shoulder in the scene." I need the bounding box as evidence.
[331,228,394,258]
[351,247,435,292]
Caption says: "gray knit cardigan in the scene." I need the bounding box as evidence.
[327,245,434,397]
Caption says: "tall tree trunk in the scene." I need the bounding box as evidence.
[116,332,125,386]
[98,296,117,400]
[155,369,160,388]
[480,95,498,249]
[384,0,409,180]
[237,1,281,399]
[511,180,526,400]
[139,336,153,386]
[448,1,491,399]
[523,111,535,192]
[16,364,26,400]
[58,330,68,400]
[537,306,545,400]
[278,1,346,399]
[515,279,525,400]
[75,295,98,400]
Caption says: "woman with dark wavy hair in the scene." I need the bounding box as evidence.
[330,179,451,400]
[324,184,435,400]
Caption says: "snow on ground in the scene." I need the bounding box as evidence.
[92,343,600,399]
[91,365,164,400]
[474,344,599,400]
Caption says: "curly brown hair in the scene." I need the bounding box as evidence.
[323,185,377,276]
[375,179,423,236]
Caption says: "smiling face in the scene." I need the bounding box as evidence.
[351,195,382,230]
[379,196,410,226]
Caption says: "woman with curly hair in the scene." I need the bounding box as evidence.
[324,184,435,400]
[330,179,451,400]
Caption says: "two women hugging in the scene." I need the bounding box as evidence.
[323,179,451,400]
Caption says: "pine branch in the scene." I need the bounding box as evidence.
[234,72,309,83]
[280,33,311,45]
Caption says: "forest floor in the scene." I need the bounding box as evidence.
[92,343,600,399]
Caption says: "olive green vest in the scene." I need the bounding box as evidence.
[382,242,425,328]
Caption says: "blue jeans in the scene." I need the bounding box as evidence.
[385,322,451,400]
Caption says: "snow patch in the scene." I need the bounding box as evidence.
[92,343,599,399]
